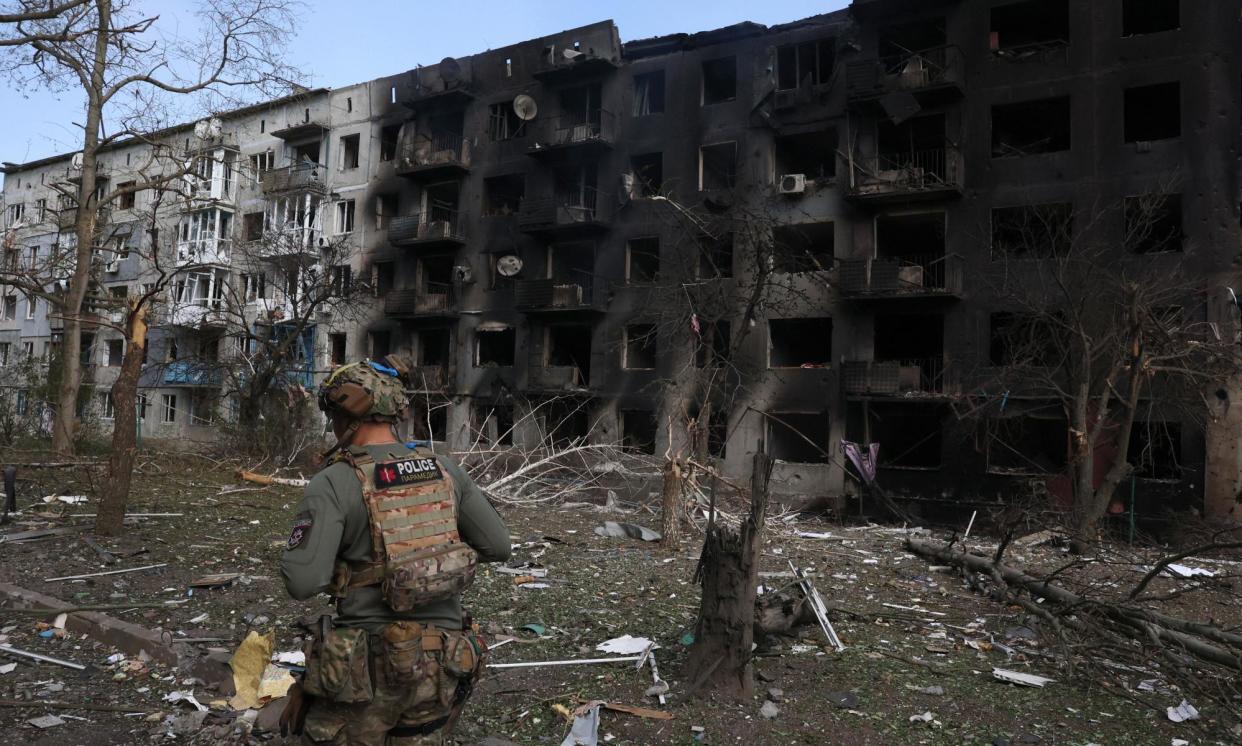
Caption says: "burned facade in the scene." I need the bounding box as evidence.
[2,0,1241,522]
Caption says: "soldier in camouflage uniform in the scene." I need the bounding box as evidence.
[280,357,511,745]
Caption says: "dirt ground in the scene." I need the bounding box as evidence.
[0,452,1238,745]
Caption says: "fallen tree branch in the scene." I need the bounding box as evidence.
[236,470,309,487]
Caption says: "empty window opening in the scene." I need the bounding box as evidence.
[987,412,1068,474]
[474,403,514,446]
[706,407,728,458]
[243,211,264,241]
[545,324,592,384]
[346,97,352,113]
[701,57,737,105]
[390,86,396,104]
[696,320,731,368]
[769,318,831,368]
[1128,421,1182,480]
[488,102,526,141]
[117,181,136,209]
[1125,193,1183,253]
[543,399,590,447]
[633,71,666,116]
[991,97,1071,157]
[107,339,124,367]
[698,233,733,279]
[504,58,513,77]
[876,114,948,180]
[379,124,401,161]
[558,83,602,127]
[622,410,658,455]
[547,242,595,283]
[768,412,830,463]
[293,140,321,165]
[773,223,834,273]
[869,404,944,469]
[878,21,946,58]
[873,314,944,389]
[475,326,516,367]
[990,0,1070,52]
[630,152,663,197]
[373,261,395,296]
[777,38,835,90]
[424,181,461,220]
[484,174,525,216]
[624,323,657,369]
[370,329,391,358]
[411,400,448,441]
[626,237,660,283]
[700,142,736,190]
[375,193,398,230]
[417,328,450,367]
[775,130,836,181]
[1124,82,1180,142]
[989,312,1059,367]
[303,108,310,123]
[1123,0,1179,36]
[329,333,347,366]
[991,203,1073,258]
[874,212,948,288]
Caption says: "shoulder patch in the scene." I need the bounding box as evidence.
[287,512,313,550]
[374,455,444,489]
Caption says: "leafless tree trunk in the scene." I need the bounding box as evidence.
[660,458,683,549]
[96,302,147,534]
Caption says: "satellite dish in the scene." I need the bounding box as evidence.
[208,117,223,137]
[513,94,538,121]
[440,56,462,84]
[193,119,210,139]
[495,254,523,277]
[70,152,84,170]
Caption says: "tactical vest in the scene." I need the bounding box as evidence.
[331,446,477,610]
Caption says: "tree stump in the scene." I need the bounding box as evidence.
[660,458,683,549]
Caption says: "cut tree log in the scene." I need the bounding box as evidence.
[237,470,309,487]
[906,537,1242,671]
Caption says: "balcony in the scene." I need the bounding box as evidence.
[270,121,329,141]
[841,358,955,397]
[527,111,616,159]
[395,132,471,181]
[261,163,327,195]
[517,189,611,236]
[845,147,962,204]
[532,50,620,84]
[837,254,963,300]
[384,284,458,319]
[407,365,448,391]
[388,213,466,251]
[404,81,475,111]
[176,238,231,267]
[162,361,224,387]
[256,226,321,260]
[514,277,607,314]
[528,365,587,391]
[846,45,965,105]
[169,300,228,329]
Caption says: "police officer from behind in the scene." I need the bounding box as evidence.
[279,356,511,745]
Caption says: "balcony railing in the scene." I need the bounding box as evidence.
[841,357,953,396]
[176,238,232,266]
[169,300,228,328]
[837,254,963,299]
[388,212,466,247]
[261,163,327,195]
[514,277,606,313]
[528,110,616,154]
[846,45,964,101]
[162,361,223,386]
[846,146,962,202]
[384,283,458,317]
[517,188,611,233]
[395,132,472,179]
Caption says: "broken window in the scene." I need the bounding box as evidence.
[241,272,267,302]
[107,339,123,367]
[698,233,733,279]
[474,403,515,446]
[626,237,660,283]
[117,181,136,209]
[696,320,731,368]
[878,21,946,58]
[989,312,1059,367]
[768,412,830,464]
[488,102,526,141]
[545,324,592,384]
[542,399,590,447]
[624,323,657,369]
[630,152,663,197]
[330,265,352,297]
[379,125,401,161]
[775,130,836,181]
[769,318,831,368]
[868,403,944,469]
[991,203,1073,258]
[872,314,945,390]
[633,71,666,116]
[1125,193,1183,253]
[475,325,515,367]
[989,0,1070,52]
[1124,82,1180,142]
[701,57,736,105]
[411,400,448,441]
[484,174,525,216]
[329,332,347,366]
[373,262,394,296]
[370,329,391,359]
[772,223,833,273]
[417,328,450,367]
[336,199,356,234]
[987,412,1068,474]
[243,211,264,241]
[425,182,461,220]
[992,97,1071,157]
[700,142,736,191]
[249,150,274,175]
[340,134,360,170]
[621,410,658,455]
[294,140,321,165]
[1128,420,1182,480]
[1122,0,1179,36]
[776,38,834,90]
[375,193,398,230]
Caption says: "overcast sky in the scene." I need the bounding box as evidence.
[0,0,848,167]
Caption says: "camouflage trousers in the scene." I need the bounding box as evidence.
[300,622,483,746]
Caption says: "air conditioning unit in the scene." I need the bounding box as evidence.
[778,174,807,194]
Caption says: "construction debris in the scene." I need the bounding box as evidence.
[788,561,844,651]
[0,644,86,670]
[236,470,308,487]
[1166,700,1200,723]
[993,669,1055,688]
[43,563,168,583]
[594,522,661,542]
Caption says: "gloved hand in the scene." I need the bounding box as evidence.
[279,680,309,737]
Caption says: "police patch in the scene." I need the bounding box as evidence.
[374,456,444,489]
[287,513,313,550]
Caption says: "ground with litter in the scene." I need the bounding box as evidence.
[0,457,1237,744]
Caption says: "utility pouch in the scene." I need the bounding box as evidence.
[382,621,438,687]
[442,632,483,680]
[303,627,373,703]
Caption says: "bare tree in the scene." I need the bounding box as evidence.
[0,0,299,454]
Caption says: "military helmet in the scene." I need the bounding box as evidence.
[318,355,411,423]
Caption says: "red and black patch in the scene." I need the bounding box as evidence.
[374,456,444,489]
[287,512,313,550]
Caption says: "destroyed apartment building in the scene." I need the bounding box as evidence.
[1,0,1240,521]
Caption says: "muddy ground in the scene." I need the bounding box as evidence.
[0,452,1238,745]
